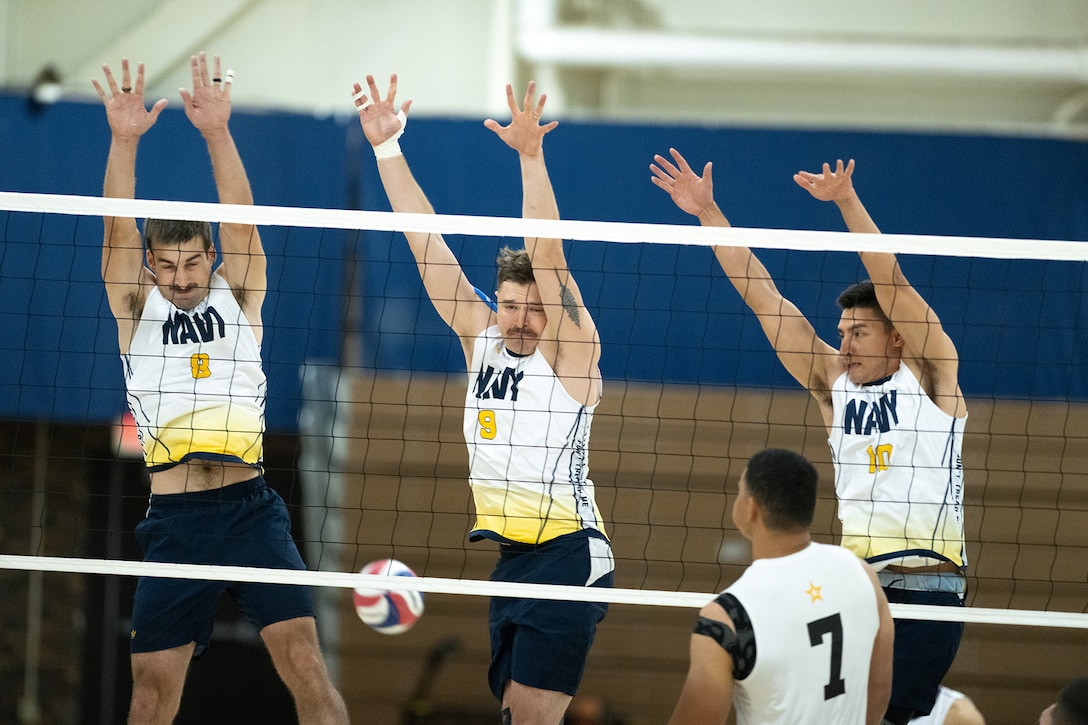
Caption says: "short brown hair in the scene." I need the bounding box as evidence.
[143,219,213,252]
[496,246,534,287]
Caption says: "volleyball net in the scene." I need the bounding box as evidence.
[1,191,1086,634]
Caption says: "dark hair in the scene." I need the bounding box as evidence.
[1054,677,1088,725]
[496,246,534,287]
[143,219,214,252]
[836,279,892,331]
[743,448,818,532]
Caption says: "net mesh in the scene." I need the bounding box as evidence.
[1,192,1086,723]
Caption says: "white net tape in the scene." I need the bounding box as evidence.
[3,554,1086,628]
[2,190,1086,632]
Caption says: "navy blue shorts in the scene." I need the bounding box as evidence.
[131,476,314,654]
[883,587,965,715]
[487,530,614,701]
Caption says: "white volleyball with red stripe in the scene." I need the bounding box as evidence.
[353,558,424,634]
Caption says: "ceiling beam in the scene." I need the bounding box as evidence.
[517,27,1088,85]
[71,0,263,90]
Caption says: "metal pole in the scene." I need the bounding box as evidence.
[18,421,48,724]
[99,456,125,724]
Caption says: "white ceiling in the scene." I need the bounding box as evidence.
[3,0,1087,135]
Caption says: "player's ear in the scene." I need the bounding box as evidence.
[731,484,759,533]
[745,497,765,528]
[889,328,905,351]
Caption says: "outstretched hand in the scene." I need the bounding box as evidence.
[179,52,233,135]
[92,58,168,140]
[650,148,715,218]
[483,82,558,157]
[352,74,412,148]
[793,159,856,202]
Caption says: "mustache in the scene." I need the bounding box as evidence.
[506,326,538,338]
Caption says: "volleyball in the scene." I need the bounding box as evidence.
[353,558,424,634]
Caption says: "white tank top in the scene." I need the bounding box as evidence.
[909,686,966,724]
[123,274,265,471]
[727,542,880,725]
[828,363,967,568]
[463,326,606,544]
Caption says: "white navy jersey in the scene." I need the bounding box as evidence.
[123,274,266,471]
[463,325,607,544]
[829,363,967,568]
[723,542,880,725]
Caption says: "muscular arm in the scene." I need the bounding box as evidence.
[796,160,964,417]
[487,82,601,405]
[182,53,266,336]
[945,695,987,725]
[354,74,491,349]
[667,602,735,725]
[92,59,167,352]
[101,135,146,318]
[859,251,965,416]
[713,245,838,408]
[652,148,839,418]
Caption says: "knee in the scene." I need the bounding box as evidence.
[129,678,182,724]
[129,651,189,723]
[264,621,334,693]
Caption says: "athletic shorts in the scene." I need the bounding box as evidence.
[487,530,614,701]
[130,476,314,655]
[883,586,965,716]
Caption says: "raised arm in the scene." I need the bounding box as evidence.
[485,82,601,404]
[795,160,964,416]
[181,53,265,332]
[859,251,964,416]
[92,59,167,351]
[667,601,735,725]
[353,74,491,347]
[651,148,839,417]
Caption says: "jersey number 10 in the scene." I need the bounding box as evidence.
[866,443,893,474]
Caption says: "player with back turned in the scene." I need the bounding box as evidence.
[667,448,894,725]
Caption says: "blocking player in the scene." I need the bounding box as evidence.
[94,54,347,724]
[651,149,967,723]
[353,74,613,725]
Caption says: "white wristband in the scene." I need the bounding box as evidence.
[373,110,408,159]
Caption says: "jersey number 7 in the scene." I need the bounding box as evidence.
[807,613,846,700]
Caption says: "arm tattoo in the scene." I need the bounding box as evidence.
[555,270,582,328]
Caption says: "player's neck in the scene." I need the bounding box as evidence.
[750,532,811,561]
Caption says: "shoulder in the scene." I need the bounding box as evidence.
[465,325,500,356]
[209,272,245,307]
[212,271,230,287]
[825,369,849,395]
[894,360,924,386]
[475,325,500,347]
